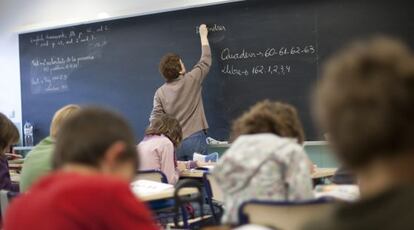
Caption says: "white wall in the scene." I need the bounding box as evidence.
[0,0,236,124]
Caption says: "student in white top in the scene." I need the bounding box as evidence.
[213,100,314,224]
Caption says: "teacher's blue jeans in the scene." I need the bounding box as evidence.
[176,130,208,161]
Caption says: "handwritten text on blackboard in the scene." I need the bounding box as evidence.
[29,25,109,49]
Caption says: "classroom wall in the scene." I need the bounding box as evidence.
[0,0,237,124]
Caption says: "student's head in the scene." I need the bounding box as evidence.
[315,37,414,185]
[0,113,20,155]
[159,53,186,82]
[52,107,138,181]
[50,104,81,139]
[230,100,305,144]
[146,114,183,147]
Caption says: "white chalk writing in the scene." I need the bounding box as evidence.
[31,55,95,75]
[30,55,95,94]
[196,24,226,34]
[219,43,316,78]
[220,45,316,61]
[222,64,292,77]
[29,25,109,49]
[31,75,69,93]
[27,24,108,94]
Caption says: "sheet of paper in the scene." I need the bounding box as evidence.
[193,152,206,162]
[314,185,360,201]
[130,179,173,196]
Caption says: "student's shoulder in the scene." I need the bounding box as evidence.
[95,177,151,212]
[157,135,174,149]
[41,173,129,196]
[81,174,130,190]
[232,133,291,148]
[24,137,54,159]
[15,174,134,209]
[58,174,136,205]
[270,136,305,157]
[139,136,174,153]
[236,134,304,155]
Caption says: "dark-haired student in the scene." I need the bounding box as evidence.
[213,100,314,225]
[0,113,20,227]
[150,24,211,161]
[5,108,158,230]
[0,113,20,193]
[304,37,414,230]
[138,114,205,185]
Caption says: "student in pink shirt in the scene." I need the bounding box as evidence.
[138,114,201,184]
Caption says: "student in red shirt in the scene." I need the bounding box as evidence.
[4,107,159,230]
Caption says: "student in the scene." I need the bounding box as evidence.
[4,107,158,230]
[0,113,20,192]
[150,24,211,161]
[213,100,314,225]
[138,114,203,185]
[304,37,414,230]
[19,104,80,192]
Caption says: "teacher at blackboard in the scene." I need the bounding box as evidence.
[149,24,211,161]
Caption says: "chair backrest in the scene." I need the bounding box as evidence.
[137,170,168,184]
[1,190,19,221]
[239,198,336,230]
[173,179,205,229]
[203,172,224,203]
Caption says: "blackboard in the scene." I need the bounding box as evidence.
[19,0,414,143]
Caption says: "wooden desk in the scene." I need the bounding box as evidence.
[312,168,337,179]
[137,187,198,202]
[10,172,20,183]
[180,169,206,178]
[8,163,23,170]
[180,168,337,179]
[8,159,25,164]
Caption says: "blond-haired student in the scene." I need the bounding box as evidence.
[20,104,80,192]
